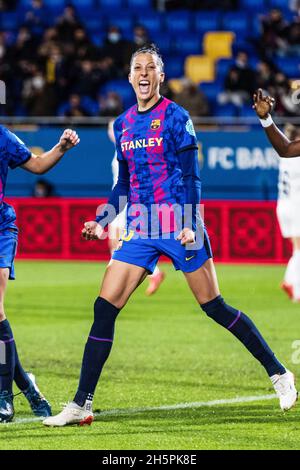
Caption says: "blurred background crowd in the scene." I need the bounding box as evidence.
[0,0,300,118]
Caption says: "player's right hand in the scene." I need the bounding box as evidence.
[253,88,275,119]
[82,221,103,240]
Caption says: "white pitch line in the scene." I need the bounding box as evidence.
[5,393,277,426]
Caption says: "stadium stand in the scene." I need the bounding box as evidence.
[0,0,299,117]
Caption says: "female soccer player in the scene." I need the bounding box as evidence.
[0,127,79,422]
[107,119,165,296]
[44,48,297,427]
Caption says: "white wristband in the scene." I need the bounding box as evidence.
[259,115,273,128]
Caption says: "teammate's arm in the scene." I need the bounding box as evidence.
[253,88,300,158]
[22,129,80,174]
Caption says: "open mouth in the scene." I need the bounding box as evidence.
[139,80,150,95]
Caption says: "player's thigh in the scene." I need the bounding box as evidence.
[0,268,9,317]
[100,260,148,309]
[184,258,220,304]
[292,237,300,250]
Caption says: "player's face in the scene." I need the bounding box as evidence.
[129,53,165,106]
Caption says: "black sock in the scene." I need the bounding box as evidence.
[200,296,286,377]
[14,347,31,392]
[74,297,120,407]
[0,320,16,394]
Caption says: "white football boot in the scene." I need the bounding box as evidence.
[43,401,94,427]
[271,370,298,411]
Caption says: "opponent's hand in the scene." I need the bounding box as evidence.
[177,228,195,245]
[82,221,104,240]
[253,88,275,119]
[58,129,80,153]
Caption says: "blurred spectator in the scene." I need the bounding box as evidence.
[218,52,256,107]
[132,25,150,48]
[259,9,289,59]
[256,61,275,91]
[285,18,300,56]
[24,0,49,38]
[98,91,123,116]
[33,178,55,197]
[63,93,90,117]
[271,72,300,116]
[101,26,133,74]
[55,5,82,43]
[73,27,97,61]
[72,60,103,98]
[9,27,38,62]
[0,0,17,10]
[175,79,209,116]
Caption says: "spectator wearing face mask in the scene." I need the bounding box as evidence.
[101,26,133,73]
[98,91,123,116]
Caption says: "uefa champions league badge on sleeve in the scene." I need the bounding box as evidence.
[186,119,196,137]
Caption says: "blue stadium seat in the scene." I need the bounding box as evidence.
[194,11,221,33]
[43,0,66,9]
[106,12,134,34]
[126,0,153,9]
[68,0,95,7]
[241,0,266,10]
[136,13,164,34]
[199,82,223,104]
[173,34,201,55]
[154,33,173,55]
[100,0,125,9]
[0,12,22,31]
[275,58,300,78]
[82,14,105,34]
[164,55,184,79]
[268,0,293,9]
[232,40,257,56]
[165,11,191,33]
[222,13,249,37]
[214,103,237,117]
[238,105,256,118]
[216,59,235,79]
[100,79,136,109]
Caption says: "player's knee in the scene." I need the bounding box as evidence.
[0,268,9,286]
[200,295,238,329]
[91,297,120,340]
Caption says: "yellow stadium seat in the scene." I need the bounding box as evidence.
[168,79,184,94]
[203,31,235,61]
[185,55,215,84]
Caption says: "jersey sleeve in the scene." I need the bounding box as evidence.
[113,118,125,162]
[172,106,198,154]
[5,128,32,169]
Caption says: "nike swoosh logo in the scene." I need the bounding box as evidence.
[122,127,130,133]
[185,256,195,261]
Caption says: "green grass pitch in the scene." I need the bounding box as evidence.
[1,260,300,450]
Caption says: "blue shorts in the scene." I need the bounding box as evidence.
[112,230,212,274]
[0,229,18,280]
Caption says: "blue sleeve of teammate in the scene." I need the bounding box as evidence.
[178,147,201,232]
[4,128,32,169]
[95,160,130,229]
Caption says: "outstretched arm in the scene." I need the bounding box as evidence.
[22,129,80,174]
[253,89,300,158]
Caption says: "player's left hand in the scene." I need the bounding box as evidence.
[58,129,80,153]
[253,88,275,119]
[177,228,195,245]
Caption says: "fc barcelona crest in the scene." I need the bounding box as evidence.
[151,119,161,130]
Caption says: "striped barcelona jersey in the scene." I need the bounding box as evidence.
[114,96,198,233]
[0,125,31,231]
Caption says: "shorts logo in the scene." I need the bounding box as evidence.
[186,119,196,137]
[185,255,195,261]
[121,230,134,242]
[151,119,161,130]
